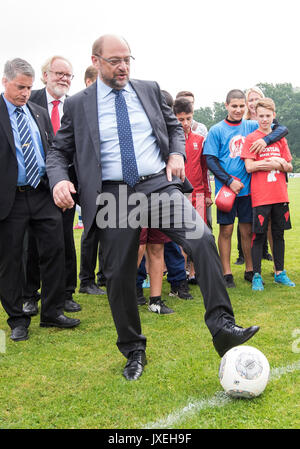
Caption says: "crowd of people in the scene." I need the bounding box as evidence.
[0,33,294,381]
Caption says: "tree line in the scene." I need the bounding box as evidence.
[194,83,300,172]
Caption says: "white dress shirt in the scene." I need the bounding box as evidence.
[46,90,66,122]
[96,77,166,181]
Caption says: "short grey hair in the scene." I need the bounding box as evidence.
[3,58,35,81]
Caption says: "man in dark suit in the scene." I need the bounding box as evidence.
[0,58,80,341]
[46,35,259,380]
[22,56,81,315]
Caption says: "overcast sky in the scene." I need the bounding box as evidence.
[1,0,298,107]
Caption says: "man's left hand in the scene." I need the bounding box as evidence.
[249,138,267,154]
[166,154,185,182]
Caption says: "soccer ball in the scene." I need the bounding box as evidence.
[219,346,270,398]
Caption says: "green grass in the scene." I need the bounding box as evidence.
[0,179,299,429]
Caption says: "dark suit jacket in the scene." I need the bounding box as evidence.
[46,79,186,233]
[0,95,53,221]
[30,88,48,109]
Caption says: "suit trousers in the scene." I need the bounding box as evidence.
[0,187,66,329]
[96,176,235,358]
[22,205,77,301]
[79,224,104,287]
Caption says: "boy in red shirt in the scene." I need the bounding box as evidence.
[173,97,212,220]
[173,97,212,282]
[241,98,295,291]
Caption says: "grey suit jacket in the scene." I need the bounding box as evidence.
[46,79,186,233]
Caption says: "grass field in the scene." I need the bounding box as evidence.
[0,178,299,431]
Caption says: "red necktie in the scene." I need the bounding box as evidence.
[51,100,60,135]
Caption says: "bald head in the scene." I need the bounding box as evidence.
[92,34,130,57]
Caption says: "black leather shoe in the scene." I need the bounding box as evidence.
[64,298,82,312]
[10,326,28,342]
[23,299,39,316]
[123,350,147,381]
[40,314,80,328]
[213,322,260,357]
[79,284,106,295]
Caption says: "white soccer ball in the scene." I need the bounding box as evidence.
[219,345,270,398]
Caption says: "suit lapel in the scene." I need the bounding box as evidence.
[0,96,17,156]
[83,82,101,163]
[130,79,157,132]
[40,89,48,109]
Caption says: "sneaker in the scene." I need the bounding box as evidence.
[148,298,174,314]
[136,286,147,305]
[169,280,193,299]
[224,274,236,288]
[252,273,264,291]
[274,270,295,287]
[234,256,245,265]
[244,270,254,283]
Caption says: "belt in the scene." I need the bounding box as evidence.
[17,184,40,192]
[102,169,166,185]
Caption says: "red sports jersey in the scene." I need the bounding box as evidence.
[185,131,210,221]
[241,129,292,207]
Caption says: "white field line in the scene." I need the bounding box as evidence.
[143,360,300,429]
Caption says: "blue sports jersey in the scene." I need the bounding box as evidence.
[203,119,258,196]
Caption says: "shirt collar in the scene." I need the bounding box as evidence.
[46,89,65,105]
[1,93,30,117]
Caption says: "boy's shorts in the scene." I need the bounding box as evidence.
[139,228,171,245]
[217,195,252,225]
[252,202,291,234]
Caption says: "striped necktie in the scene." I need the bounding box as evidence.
[15,107,40,188]
[113,89,140,187]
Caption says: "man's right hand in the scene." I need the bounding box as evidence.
[53,180,76,210]
[229,179,244,195]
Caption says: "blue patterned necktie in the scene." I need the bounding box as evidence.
[15,107,40,188]
[113,89,139,187]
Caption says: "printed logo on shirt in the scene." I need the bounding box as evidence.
[229,135,245,159]
[267,170,280,183]
[260,146,281,158]
[193,142,199,150]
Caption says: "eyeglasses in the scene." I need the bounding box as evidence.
[94,54,135,66]
[49,71,74,81]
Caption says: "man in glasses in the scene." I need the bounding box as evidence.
[47,34,259,381]
[22,56,81,317]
